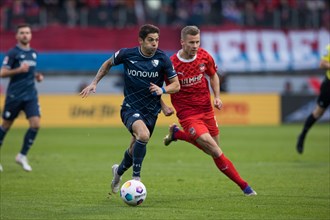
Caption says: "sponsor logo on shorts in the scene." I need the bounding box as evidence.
[4,111,11,119]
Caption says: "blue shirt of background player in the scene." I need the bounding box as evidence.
[112,46,176,116]
[2,45,38,104]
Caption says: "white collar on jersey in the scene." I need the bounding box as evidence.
[16,44,31,51]
[177,49,197,63]
[138,46,155,58]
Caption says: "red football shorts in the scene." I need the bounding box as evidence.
[179,111,219,141]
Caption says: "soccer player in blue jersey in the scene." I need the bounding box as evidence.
[0,24,44,172]
[80,24,180,193]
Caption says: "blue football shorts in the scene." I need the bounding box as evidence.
[2,98,41,121]
[120,106,157,137]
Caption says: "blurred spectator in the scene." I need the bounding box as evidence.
[305,0,326,29]
[87,0,113,27]
[37,0,62,26]
[283,80,293,94]
[173,0,190,26]
[63,0,79,27]
[0,0,329,31]
[134,0,145,25]
[111,0,137,28]
[222,0,242,25]
[272,0,297,29]
[7,0,26,30]
[321,0,330,29]
[242,0,257,27]
[186,0,211,26]
[24,0,41,28]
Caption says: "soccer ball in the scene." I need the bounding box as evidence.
[120,180,147,206]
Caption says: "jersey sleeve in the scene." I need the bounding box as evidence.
[321,44,330,62]
[163,56,177,80]
[2,49,16,69]
[112,48,127,66]
[206,52,217,76]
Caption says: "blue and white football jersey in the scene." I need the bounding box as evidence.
[2,45,38,103]
[113,47,176,116]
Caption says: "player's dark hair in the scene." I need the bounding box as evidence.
[16,23,31,32]
[139,24,160,40]
[181,26,200,39]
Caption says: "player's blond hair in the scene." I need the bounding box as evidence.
[181,26,200,40]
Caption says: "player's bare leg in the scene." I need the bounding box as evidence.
[196,133,257,196]
[296,105,324,154]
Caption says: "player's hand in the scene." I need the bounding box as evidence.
[80,84,96,98]
[149,82,164,96]
[214,98,223,110]
[35,73,44,82]
[162,105,174,116]
[20,63,30,73]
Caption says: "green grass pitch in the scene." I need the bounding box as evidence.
[0,124,329,220]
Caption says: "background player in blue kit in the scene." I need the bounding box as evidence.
[0,24,44,172]
[80,24,180,193]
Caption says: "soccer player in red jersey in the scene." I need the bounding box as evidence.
[162,26,257,196]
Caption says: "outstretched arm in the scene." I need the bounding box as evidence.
[80,57,114,98]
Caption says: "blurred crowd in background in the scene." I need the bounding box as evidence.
[1,0,329,31]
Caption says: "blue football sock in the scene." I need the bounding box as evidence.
[117,149,133,176]
[20,128,38,155]
[132,140,147,178]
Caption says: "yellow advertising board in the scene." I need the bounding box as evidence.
[214,94,280,125]
[0,94,280,127]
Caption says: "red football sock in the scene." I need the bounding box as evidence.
[174,129,189,141]
[213,154,248,190]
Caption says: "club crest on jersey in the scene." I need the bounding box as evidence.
[151,59,159,67]
[199,63,206,72]
[32,52,37,59]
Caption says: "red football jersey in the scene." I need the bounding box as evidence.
[169,48,217,120]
